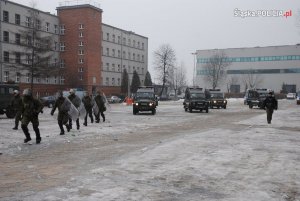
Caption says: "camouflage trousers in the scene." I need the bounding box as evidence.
[21,115,40,140]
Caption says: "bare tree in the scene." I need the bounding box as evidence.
[202,51,231,89]
[14,4,59,93]
[153,44,176,96]
[241,69,264,90]
[169,62,187,98]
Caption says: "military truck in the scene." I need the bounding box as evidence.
[208,89,227,109]
[133,86,157,115]
[183,87,210,113]
[244,88,269,109]
[0,84,19,118]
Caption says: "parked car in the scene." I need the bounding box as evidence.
[40,96,56,108]
[107,96,122,103]
[297,92,300,105]
[286,93,296,99]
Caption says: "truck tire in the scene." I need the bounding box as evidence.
[152,109,156,115]
[189,107,193,113]
[206,108,209,113]
[133,109,138,115]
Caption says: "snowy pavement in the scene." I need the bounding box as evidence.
[0,99,299,201]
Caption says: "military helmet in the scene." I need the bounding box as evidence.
[13,90,19,94]
[69,88,75,94]
[23,88,32,96]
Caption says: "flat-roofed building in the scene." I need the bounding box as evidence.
[195,45,300,93]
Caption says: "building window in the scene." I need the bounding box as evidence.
[79,58,84,64]
[118,78,121,86]
[93,77,96,84]
[106,48,109,56]
[16,72,20,83]
[112,78,115,86]
[54,42,58,50]
[4,51,9,62]
[54,76,57,84]
[138,41,140,48]
[60,59,65,68]
[79,32,83,37]
[78,49,84,55]
[46,76,49,83]
[123,37,126,45]
[105,77,109,86]
[79,24,84,29]
[78,67,83,72]
[46,22,50,32]
[27,35,32,46]
[79,41,83,46]
[142,43,144,50]
[118,64,121,72]
[79,74,83,81]
[36,20,41,30]
[133,40,136,47]
[137,54,140,61]
[118,50,121,58]
[133,53,135,60]
[4,71,9,82]
[3,31,9,42]
[60,42,65,51]
[106,33,109,41]
[118,36,121,44]
[54,25,58,34]
[106,63,110,71]
[25,17,30,27]
[15,14,20,25]
[3,11,9,22]
[128,39,131,46]
[112,63,115,71]
[36,77,40,83]
[15,33,21,44]
[142,55,144,62]
[60,76,65,84]
[26,54,30,64]
[123,51,126,59]
[112,34,115,42]
[26,73,30,83]
[60,25,65,35]
[15,52,21,64]
[128,52,131,60]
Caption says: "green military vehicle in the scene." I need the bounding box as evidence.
[208,89,227,109]
[0,84,19,118]
[183,87,210,113]
[133,86,157,115]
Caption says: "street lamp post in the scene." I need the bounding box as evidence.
[191,52,197,87]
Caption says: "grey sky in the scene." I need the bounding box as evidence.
[11,0,300,84]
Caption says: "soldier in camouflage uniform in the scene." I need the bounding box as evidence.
[11,90,23,130]
[82,91,94,126]
[51,91,71,135]
[94,91,106,123]
[21,88,43,144]
[68,89,81,130]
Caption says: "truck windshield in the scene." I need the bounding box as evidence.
[210,93,223,98]
[136,92,154,99]
[190,93,205,99]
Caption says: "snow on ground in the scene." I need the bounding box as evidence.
[1,98,300,201]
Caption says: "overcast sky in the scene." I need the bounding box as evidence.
[10,0,300,84]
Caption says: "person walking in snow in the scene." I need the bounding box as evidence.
[20,88,43,144]
[51,91,71,135]
[11,90,23,130]
[82,91,94,126]
[94,91,106,123]
[68,89,81,130]
[262,91,278,124]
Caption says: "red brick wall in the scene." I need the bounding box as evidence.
[19,83,64,97]
[58,6,102,95]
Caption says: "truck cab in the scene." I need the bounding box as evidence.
[133,86,157,115]
[183,87,210,113]
[208,89,227,109]
[0,84,19,118]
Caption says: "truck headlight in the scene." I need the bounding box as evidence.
[135,103,139,106]
[213,101,217,103]
[224,100,227,103]
[149,102,153,106]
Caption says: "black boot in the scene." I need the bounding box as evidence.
[33,126,41,144]
[21,125,31,143]
[66,124,71,132]
[59,122,65,135]
[83,121,87,126]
